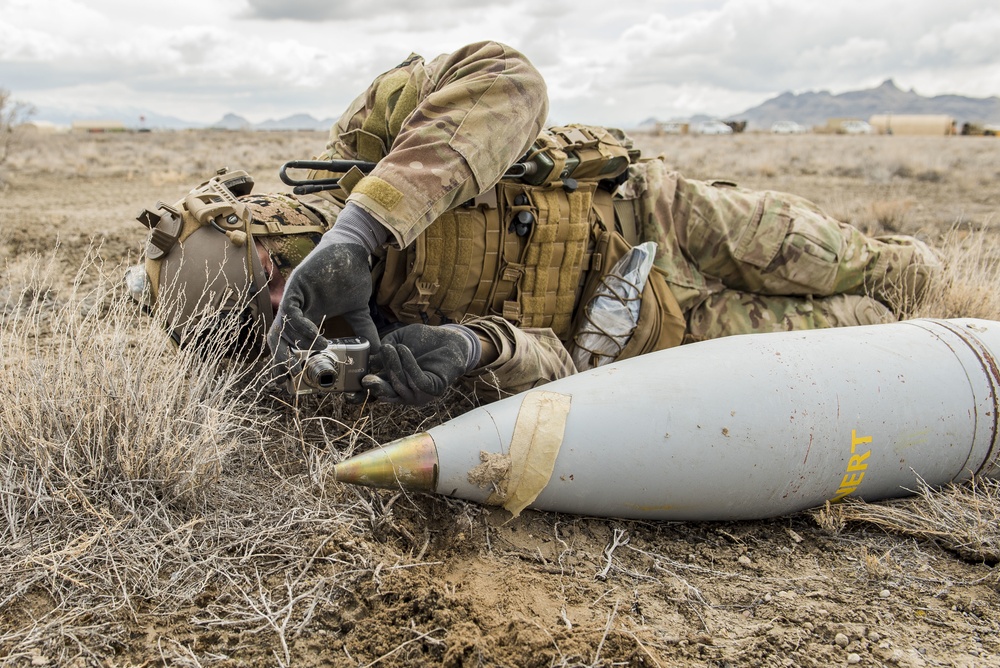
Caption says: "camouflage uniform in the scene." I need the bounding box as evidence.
[306,41,547,246]
[623,159,938,344]
[296,41,939,397]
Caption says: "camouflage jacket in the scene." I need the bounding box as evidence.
[305,41,586,398]
[303,42,696,398]
[311,41,548,247]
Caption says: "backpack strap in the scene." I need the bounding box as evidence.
[614,198,640,246]
[592,188,641,246]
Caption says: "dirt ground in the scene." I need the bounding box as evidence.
[2,130,1000,667]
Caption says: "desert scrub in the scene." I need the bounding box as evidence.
[0,246,407,666]
[0,249,269,506]
[0,248,268,638]
[911,223,1000,321]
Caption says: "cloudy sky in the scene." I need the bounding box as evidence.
[2,0,999,128]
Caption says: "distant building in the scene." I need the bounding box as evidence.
[71,120,127,134]
[868,114,956,136]
[20,120,68,134]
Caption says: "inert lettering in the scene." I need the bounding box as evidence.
[832,430,872,502]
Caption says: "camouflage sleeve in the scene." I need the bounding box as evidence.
[338,41,549,247]
[458,316,578,401]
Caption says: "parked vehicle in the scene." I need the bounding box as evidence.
[840,120,873,135]
[771,120,807,134]
[693,120,733,135]
[657,121,688,135]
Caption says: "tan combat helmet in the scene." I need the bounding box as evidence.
[126,168,332,357]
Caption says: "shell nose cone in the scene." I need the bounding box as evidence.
[334,432,439,492]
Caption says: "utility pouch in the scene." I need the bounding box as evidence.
[516,125,636,187]
[376,181,594,341]
[377,189,503,326]
[491,181,593,338]
[571,224,686,362]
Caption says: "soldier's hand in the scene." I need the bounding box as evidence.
[267,242,378,376]
[362,324,481,405]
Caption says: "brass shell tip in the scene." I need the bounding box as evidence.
[333,432,439,492]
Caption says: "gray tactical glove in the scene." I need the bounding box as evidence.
[361,324,482,405]
[267,203,388,374]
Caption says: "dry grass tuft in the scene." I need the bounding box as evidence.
[867,198,914,232]
[814,477,1000,564]
[0,247,262,507]
[860,546,893,579]
[913,223,1000,321]
[0,246,404,666]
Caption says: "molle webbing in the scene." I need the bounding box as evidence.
[385,205,500,323]
[377,206,502,324]
[377,182,596,340]
[512,186,592,336]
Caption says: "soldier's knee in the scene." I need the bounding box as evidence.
[814,294,896,328]
[868,235,943,315]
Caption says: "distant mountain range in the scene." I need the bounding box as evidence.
[30,108,338,132]
[209,112,337,131]
[32,79,1000,132]
[733,79,1000,130]
[642,79,1000,131]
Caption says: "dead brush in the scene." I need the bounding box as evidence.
[0,246,401,666]
[860,546,893,579]
[814,477,1000,564]
[867,198,914,232]
[0,246,262,508]
[912,223,1000,320]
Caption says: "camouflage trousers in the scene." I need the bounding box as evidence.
[625,162,941,344]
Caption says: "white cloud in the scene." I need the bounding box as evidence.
[0,22,61,60]
[924,12,1000,67]
[2,0,999,127]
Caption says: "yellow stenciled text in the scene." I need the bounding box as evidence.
[832,430,872,502]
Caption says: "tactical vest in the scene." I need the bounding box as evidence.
[374,125,686,360]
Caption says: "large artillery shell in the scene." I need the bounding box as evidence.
[336,319,1000,520]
